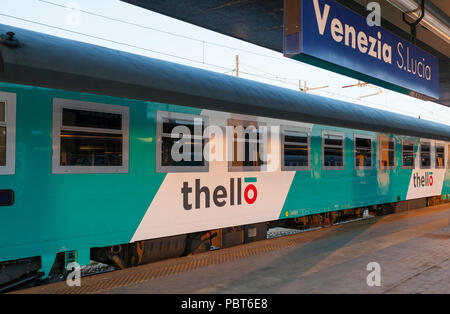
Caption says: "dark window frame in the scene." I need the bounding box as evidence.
[379,136,395,170]
[281,126,311,171]
[401,140,415,169]
[228,119,267,172]
[52,98,129,174]
[322,130,345,170]
[156,111,209,173]
[419,141,431,169]
[0,92,16,175]
[354,134,373,170]
[435,144,445,169]
[448,145,450,169]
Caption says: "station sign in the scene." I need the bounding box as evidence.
[284,0,440,100]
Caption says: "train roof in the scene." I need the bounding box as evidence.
[0,24,449,141]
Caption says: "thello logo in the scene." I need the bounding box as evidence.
[413,172,433,188]
[181,177,258,210]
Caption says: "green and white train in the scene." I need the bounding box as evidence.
[0,25,449,290]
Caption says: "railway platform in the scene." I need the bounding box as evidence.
[13,203,450,294]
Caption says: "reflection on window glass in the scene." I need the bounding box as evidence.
[380,138,395,169]
[355,137,372,169]
[231,122,265,170]
[323,134,344,168]
[402,142,414,168]
[160,117,205,168]
[448,145,450,168]
[420,143,431,168]
[161,137,204,167]
[324,147,343,166]
[63,108,121,130]
[59,107,125,169]
[0,102,5,122]
[0,126,6,166]
[436,146,445,169]
[283,130,309,168]
[162,118,196,135]
[60,131,122,166]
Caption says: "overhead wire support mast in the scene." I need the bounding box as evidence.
[299,80,329,92]
[342,81,383,100]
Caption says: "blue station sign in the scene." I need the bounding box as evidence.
[284,0,440,100]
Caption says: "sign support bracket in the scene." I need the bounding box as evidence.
[402,0,425,45]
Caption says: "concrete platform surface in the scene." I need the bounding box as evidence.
[16,203,450,294]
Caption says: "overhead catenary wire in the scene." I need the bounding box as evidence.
[0,13,234,73]
[239,71,299,87]
[1,8,303,85]
[0,12,302,90]
[239,63,301,84]
[0,14,303,93]
[18,2,389,93]
[37,0,299,64]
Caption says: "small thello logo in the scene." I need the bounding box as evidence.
[181,177,258,210]
[413,172,433,188]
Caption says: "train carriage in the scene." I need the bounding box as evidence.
[0,24,449,290]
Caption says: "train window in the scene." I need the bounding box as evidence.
[0,101,5,122]
[229,119,266,172]
[435,145,445,169]
[52,98,129,174]
[0,92,16,175]
[354,135,372,170]
[402,140,415,169]
[448,145,450,168]
[281,127,310,171]
[0,102,6,166]
[380,137,395,170]
[156,111,208,173]
[322,131,345,170]
[420,142,431,169]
